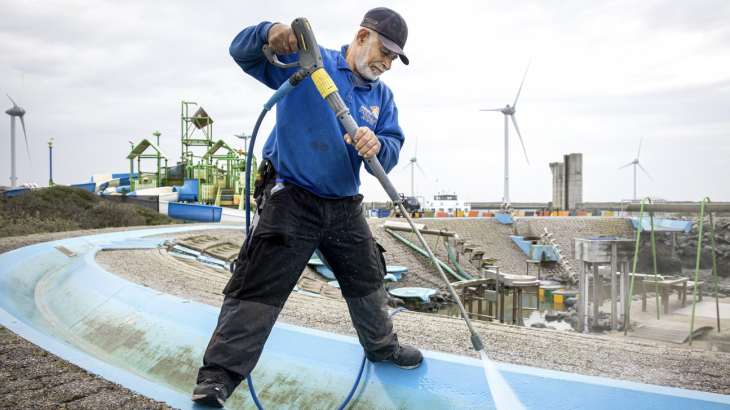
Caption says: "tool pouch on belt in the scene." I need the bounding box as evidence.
[253,158,275,210]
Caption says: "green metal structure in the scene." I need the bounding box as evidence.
[127,139,169,191]
[180,101,257,207]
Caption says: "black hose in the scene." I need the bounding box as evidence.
[245,108,268,235]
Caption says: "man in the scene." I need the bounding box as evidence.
[192,7,421,407]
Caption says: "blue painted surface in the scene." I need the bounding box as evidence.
[169,252,196,260]
[315,265,336,280]
[632,217,692,233]
[172,179,199,202]
[495,212,514,225]
[168,202,222,222]
[0,227,729,409]
[173,245,201,256]
[70,182,96,192]
[388,287,437,302]
[386,265,407,280]
[111,172,136,186]
[510,236,559,261]
[198,256,226,266]
[2,187,31,196]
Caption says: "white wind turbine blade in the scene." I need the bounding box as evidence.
[510,114,529,165]
[512,59,531,108]
[618,161,634,169]
[637,136,643,159]
[7,93,19,109]
[19,115,31,165]
[415,162,427,179]
[637,162,653,180]
[402,162,412,170]
[479,108,504,111]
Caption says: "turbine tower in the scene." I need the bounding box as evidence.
[619,137,652,200]
[402,137,426,197]
[480,60,531,205]
[5,94,31,188]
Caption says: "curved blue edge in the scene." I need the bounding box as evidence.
[0,226,729,409]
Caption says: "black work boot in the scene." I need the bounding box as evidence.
[378,344,423,370]
[191,379,228,408]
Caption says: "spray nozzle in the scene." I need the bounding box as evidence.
[470,333,484,352]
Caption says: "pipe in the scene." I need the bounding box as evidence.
[625,202,730,212]
[386,228,467,281]
[444,242,475,280]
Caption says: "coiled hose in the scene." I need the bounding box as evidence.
[246,308,409,409]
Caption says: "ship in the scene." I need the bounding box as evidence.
[423,191,470,217]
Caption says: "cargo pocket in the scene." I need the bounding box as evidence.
[346,194,371,243]
[223,254,248,296]
[253,182,301,246]
[374,240,387,280]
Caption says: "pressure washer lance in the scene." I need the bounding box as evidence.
[260,17,484,353]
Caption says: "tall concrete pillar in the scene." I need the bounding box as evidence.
[549,162,564,210]
[566,153,583,210]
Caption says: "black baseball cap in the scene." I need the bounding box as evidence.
[360,7,409,65]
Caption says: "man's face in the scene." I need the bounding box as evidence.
[355,34,399,81]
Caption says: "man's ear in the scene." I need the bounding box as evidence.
[356,28,370,45]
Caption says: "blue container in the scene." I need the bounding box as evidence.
[378,209,391,218]
[167,202,222,222]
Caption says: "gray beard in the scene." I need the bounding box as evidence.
[355,40,379,81]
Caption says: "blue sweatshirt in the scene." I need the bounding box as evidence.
[230,22,405,199]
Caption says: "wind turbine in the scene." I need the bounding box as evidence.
[479,60,531,204]
[5,93,31,188]
[402,137,426,197]
[619,137,652,200]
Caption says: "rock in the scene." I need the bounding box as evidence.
[531,322,547,329]
[635,237,683,275]
[387,296,405,308]
[681,246,716,270]
[545,313,559,321]
[565,297,579,306]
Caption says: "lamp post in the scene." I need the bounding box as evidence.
[153,130,161,146]
[129,140,136,177]
[48,138,54,187]
[234,133,251,153]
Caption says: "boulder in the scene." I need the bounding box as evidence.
[635,237,683,275]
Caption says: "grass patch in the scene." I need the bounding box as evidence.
[0,186,177,238]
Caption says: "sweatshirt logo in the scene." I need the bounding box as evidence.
[359,105,379,127]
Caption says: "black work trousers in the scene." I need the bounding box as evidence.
[196,179,399,393]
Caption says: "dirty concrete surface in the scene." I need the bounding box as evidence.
[2,220,730,409]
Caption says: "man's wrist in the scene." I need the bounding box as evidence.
[266,22,280,42]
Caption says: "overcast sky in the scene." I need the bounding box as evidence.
[2,0,729,204]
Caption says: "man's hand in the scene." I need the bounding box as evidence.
[267,24,298,55]
[344,127,381,158]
